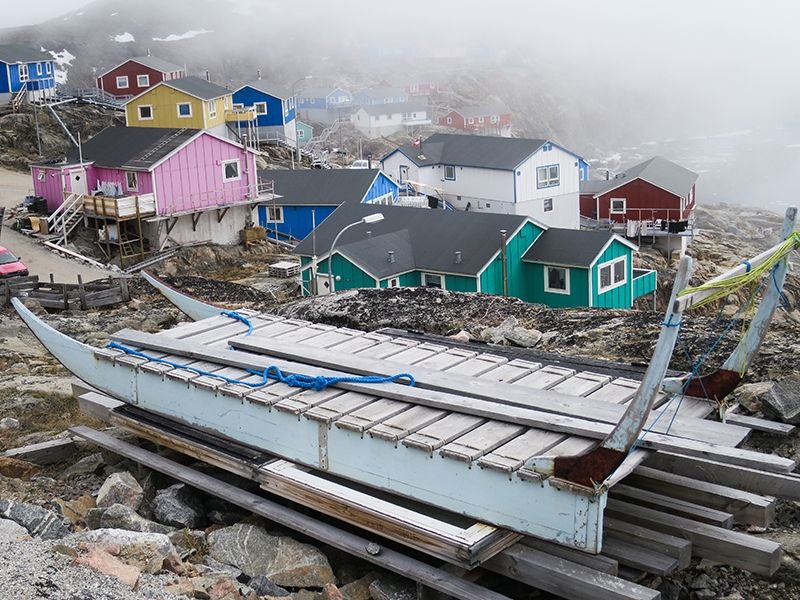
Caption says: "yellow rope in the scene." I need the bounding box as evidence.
[677,232,800,309]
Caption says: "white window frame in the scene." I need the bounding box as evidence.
[116,75,129,89]
[444,165,456,181]
[224,96,229,109]
[297,128,305,139]
[370,192,393,206]
[410,84,419,92]
[137,74,149,87]
[177,102,192,118]
[233,103,244,109]
[478,116,484,123]
[491,114,500,124]
[45,62,51,74]
[126,171,139,192]
[19,64,29,81]
[598,256,627,293]
[222,159,240,182]
[36,63,42,76]
[137,104,153,120]
[209,99,217,119]
[545,266,570,295]
[422,273,444,289]
[543,198,553,212]
[389,278,400,287]
[446,116,452,124]
[610,198,626,214]
[266,206,283,223]
[255,102,267,115]
[537,164,559,188]
[468,117,474,124]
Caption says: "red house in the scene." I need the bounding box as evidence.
[439,104,512,133]
[580,156,698,224]
[95,55,185,100]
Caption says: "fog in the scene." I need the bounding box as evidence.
[5,0,800,207]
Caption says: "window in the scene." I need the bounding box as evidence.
[177,102,192,118]
[266,206,283,223]
[598,256,627,292]
[209,99,217,119]
[224,96,229,109]
[19,64,29,81]
[478,117,484,123]
[138,105,153,120]
[537,165,559,188]
[610,198,626,214]
[222,159,240,182]
[468,117,474,124]
[126,171,138,191]
[36,63,42,76]
[233,103,244,109]
[491,115,500,124]
[45,62,51,74]
[543,198,553,212]
[116,75,129,89]
[545,266,570,295]
[255,102,267,115]
[447,117,452,124]
[422,273,443,289]
[297,128,305,140]
[444,165,455,180]
[137,74,149,87]
[389,278,399,287]
[410,84,419,92]
[38,169,45,182]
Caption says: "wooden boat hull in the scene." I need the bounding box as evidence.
[11,297,606,552]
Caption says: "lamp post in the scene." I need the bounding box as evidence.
[292,75,312,166]
[328,213,384,294]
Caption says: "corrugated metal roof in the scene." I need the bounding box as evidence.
[294,202,531,277]
[358,87,407,101]
[0,44,51,64]
[522,228,633,267]
[257,169,383,206]
[392,133,548,171]
[585,156,698,198]
[358,102,428,117]
[96,56,184,78]
[239,79,292,100]
[65,126,200,170]
[163,76,230,100]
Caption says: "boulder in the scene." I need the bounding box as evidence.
[58,452,108,479]
[369,576,416,600]
[55,494,96,526]
[0,455,39,479]
[480,316,541,348]
[248,574,290,597]
[340,572,380,600]
[151,483,205,528]
[86,503,174,534]
[730,382,774,414]
[73,549,141,591]
[0,498,71,539]
[0,517,29,541]
[209,523,335,587]
[96,471,144,511]
[760,374,800,423]
[63,528,177,559]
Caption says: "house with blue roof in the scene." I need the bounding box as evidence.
[381,133,589,229]
[292,202,655,306]
[297,87,351,124]
[0,44,56,105]
[257,169,399,242]
[232,78,297,145]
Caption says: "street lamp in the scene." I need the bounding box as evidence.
[292,75,312,166]
[328,213,384,294]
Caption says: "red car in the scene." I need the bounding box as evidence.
[0,246,29,278]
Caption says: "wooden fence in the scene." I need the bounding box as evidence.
[2,275,129,311]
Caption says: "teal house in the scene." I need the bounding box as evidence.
[293,203,656,306]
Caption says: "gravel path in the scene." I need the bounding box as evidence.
[0,168,118,281]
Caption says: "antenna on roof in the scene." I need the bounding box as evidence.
[206,71,210,82]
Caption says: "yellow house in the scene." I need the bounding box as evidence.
[124,75,234,133]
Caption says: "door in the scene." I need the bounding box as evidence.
[68,169,88,196]
[399,165,409,183]
[316,273,333,295]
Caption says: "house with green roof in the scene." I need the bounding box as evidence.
[293,202,656,306]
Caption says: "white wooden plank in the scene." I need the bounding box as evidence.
[476,429,566,474]
[368,405,448,443]
[551,372,611,397]
[335,399,411,434]
[440,422,526,465]
[403,413,486,453]
[444,354,508,378]
[512,365,575,390]
[304,391,377,425]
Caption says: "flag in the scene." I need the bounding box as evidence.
[413,137,421,146]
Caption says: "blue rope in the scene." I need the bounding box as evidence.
[105,341,415,391]
[773,266,790,309]
[221,310,253,337]
[742,260,752,273]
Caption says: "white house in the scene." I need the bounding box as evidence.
[351,102,430,140]
[380,133,588,228]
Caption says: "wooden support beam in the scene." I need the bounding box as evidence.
[626,466,776,527]
[68,426,513,600]
[191,212,201,232]
[600,537,678,576]
[483,544,660,600]
[604,517,691,570]
[217,206,229,224]
[609,484,734,528]
[605,499,781,576]
[518,537,618,575]
[643,451,800,501]
[3,438,76,465]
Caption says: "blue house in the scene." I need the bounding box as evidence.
[232,79,296,145]
[257,169,399,241]
[0,45,56,105]
[352,87,408,106]
[297,87,351,124]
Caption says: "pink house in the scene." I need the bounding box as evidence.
[30,126,273,250]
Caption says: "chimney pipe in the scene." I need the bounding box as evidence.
[206,71,210,82]
[258,69,261,80]
[388,251,395,263]
[455,251,462,263]
[366,231,371,239]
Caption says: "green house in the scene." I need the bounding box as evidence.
[293,203,656,308]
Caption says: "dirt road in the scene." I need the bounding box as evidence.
[0,168,118,282]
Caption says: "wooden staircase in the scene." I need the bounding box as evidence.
[47,193,84,245]
[10,83,27,113]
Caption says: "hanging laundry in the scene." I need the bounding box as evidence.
[627,219,639,237]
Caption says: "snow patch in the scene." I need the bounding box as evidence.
[152,30,213,42]
[113,32,135,43]
[48,49,76,85]
[111,12,118,16]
